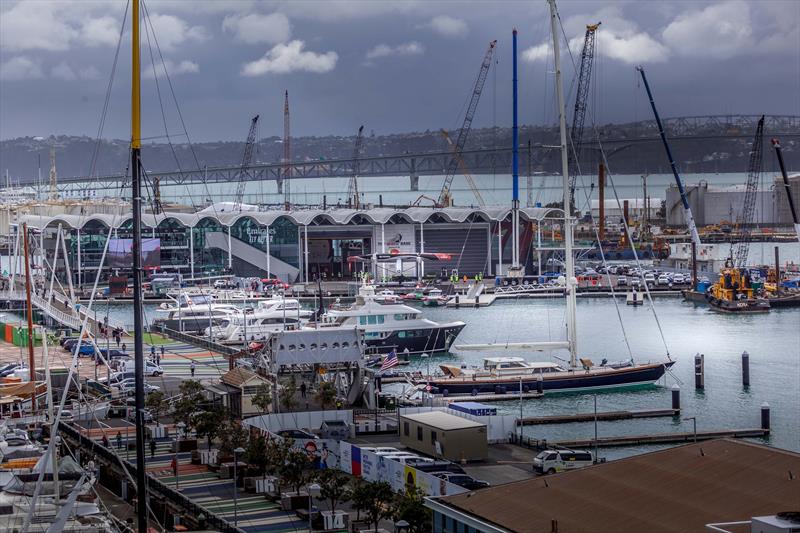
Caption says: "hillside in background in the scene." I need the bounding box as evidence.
[1,121,797,184]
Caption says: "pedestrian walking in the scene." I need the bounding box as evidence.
[150,346,156,358]
[121,342,127,353]
[300,382,307,399]
[101,434,110,448]
[115,334,120,348]
[149,439,156,459]
[190,360,196,377]
[116,431,123,450]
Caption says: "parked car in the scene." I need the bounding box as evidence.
[0,363,22,377]
[533,449,594,475]
[643,273,656,285]
[213,279,236,289]
[630,277,641,289]
[657,274,672,286]
[277,429,318,440]
[616,276,627,287]
[672,273,686,284]
[117,361,163,376]
[114,378,160,395]
[431,472,490,490]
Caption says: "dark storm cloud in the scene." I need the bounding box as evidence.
[0,0,797,142]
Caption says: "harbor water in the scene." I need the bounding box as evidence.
[104,171,755,207]
[395,297,800,460]
[6,291,797,460]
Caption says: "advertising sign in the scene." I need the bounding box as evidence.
[374,224,417,278]
[108,238,161,269]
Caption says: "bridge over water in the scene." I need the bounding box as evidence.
[48,114,800,195]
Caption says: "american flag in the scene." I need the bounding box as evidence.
[380,350,399,372]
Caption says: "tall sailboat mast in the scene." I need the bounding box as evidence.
[130,0,149,530]
[548,0,578,365]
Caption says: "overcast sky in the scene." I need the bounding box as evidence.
[1,0,798,142]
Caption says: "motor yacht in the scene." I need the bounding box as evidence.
[153,292,240,333]
[317,283,464,355]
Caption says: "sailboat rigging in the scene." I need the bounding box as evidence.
[433,0,675,395]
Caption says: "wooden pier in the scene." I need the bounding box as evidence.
[435,390,544,403]
[530,428,769,449]
[518,408,678,426]
[445,294,497,308]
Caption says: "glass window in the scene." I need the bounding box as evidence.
[359,316,368,325]
[398,331,407,339]
[431,430,437,445]
[417,426,423,441]
[403,422,409,436]
[377,315,384,324]
[368,315,378,325]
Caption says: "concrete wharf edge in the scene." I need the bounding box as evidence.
[546,428,769,448]
[518,408,679,425]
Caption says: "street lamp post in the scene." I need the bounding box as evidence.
[233,447,245,527]
[421,352,429,406]
[683,416,697,443]
[175,421,186,490]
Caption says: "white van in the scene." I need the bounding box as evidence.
[533,449,594,475]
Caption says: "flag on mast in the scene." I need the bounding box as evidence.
[380,350,399,372]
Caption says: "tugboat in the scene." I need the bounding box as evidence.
[705,261,770,313]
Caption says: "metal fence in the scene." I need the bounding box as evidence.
[150,325,241,356]
[59,423,245,533]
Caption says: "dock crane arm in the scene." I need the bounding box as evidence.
[233,114,260,212]
[441,129,485,207]
[732,115,764,268]
[568,23,600,213]
[772,139,800,243]
[636,66,702,246]
[347,125,365,209]
[438,40,497,207]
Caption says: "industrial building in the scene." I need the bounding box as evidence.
[665,241,800,273]
[426,439,800,533]
[665,175,800,228]
[399,411,488,462]
[12,205,562,285]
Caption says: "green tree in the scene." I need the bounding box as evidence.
[172,380,205,432]
[145,390,167,425]
[251,382,272,414]
[195,407,226,449]
[245,433,268,475]
[316,468,351,513]
[279,376,298,412]
[353,481,394,531]
[315,381,336,411]
[394,486,432,533]
[218,418,249,457]
[279,446,313,494]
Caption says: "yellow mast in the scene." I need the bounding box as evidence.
[132,0,140,150]
[130,1,149,532]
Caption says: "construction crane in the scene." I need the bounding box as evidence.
[437,40,497,207]
[347,125,365,209]
[731,115,764,268]
[567,22,600,213]
[283,90,291,209]
[441,129,485,206]
[233,114,259,212]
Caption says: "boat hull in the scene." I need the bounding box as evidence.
[365,323,465,356]
[705,294,770,313]
[426,361,674,395]
[765,292,800,308]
